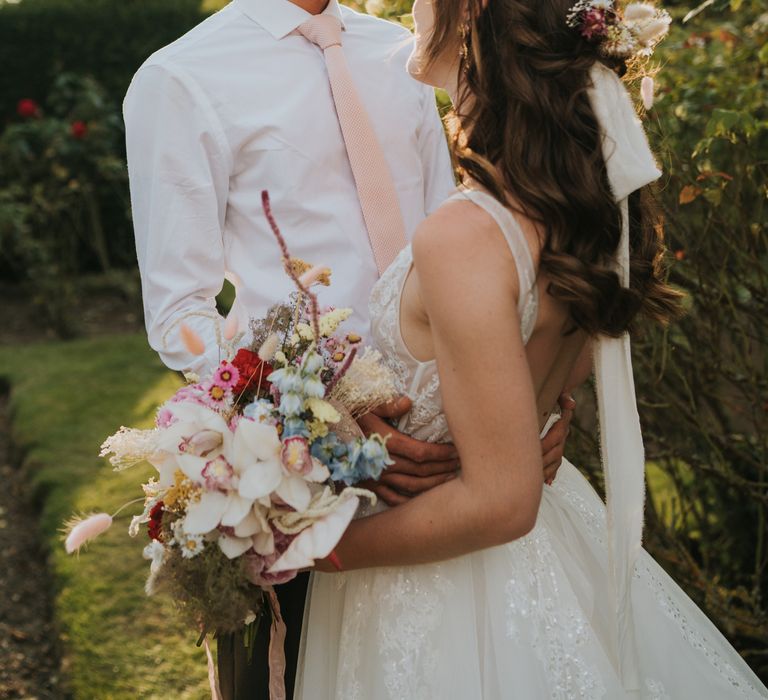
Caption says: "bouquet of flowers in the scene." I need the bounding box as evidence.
[62,192,397,691]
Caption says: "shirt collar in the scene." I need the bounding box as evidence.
[234,0,346,40]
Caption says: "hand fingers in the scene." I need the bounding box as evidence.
[359,413,459,463]
[385,455,460,478]
[379,471,457,496]
[542,446,564,472]
[558,391,577,412]
[371,396,413,419]
[364,482,409,507]
[540,417,569,456]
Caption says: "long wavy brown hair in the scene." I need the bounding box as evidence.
[424,0,682,336]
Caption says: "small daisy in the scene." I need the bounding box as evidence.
[243,399,277,425]
[213,361,240,390]
[171,520,206,559]
[203,381,232,408]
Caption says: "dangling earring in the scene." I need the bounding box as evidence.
[459,19,470,64]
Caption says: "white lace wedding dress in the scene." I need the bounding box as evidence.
[295,189,768,699]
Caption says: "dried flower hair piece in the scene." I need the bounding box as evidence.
[567,1,671,59]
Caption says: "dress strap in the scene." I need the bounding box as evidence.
[448,188,538,323]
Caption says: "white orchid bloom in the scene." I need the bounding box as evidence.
[150,451,181,487]
[218,532,255,559]
[183,467,261,535]
[275,475,313,512]
[184,490,230,534]
[221,493,254,527]
[214,504,274,559]
[155,402,233,461]
[232,418,284,500]
[175,453,208,482]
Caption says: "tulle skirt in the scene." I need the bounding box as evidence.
[295,459,768,699]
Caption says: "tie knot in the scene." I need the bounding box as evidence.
[298,14,343,51]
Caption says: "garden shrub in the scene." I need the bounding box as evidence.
[0,0,211,335]
[0,0,208,118]
[0,74,131,335]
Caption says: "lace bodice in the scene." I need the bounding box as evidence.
[368,189,539,445]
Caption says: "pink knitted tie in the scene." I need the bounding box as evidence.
[298,15,406,275]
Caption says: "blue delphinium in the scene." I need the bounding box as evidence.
[269,349,326,419]
[269,348,392,486]
[315,434,393,486]
[283,416,310,439]
[347,435,393,484]
[311,432,348,476]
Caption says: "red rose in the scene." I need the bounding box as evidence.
[70,120,88,139]
[17,98,40,119]
[231,348,273,399]
[148,501,165,541]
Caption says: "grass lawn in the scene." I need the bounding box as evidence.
[0,333,214,699]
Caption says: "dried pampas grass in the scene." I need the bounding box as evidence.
[328,348,398,418]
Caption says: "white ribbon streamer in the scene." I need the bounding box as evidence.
[588,62,661,691]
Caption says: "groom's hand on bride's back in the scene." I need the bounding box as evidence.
[357,397,459,506]
[542,392,576,486]
[358,392,577,505]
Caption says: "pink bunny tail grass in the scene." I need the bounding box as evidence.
[223,312,239,341]
[63,512,113,554]
[641,76,655,111]
[180,323,206,356]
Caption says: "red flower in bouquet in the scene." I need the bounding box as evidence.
[231,348,273,399]
[148,501,165,541]
[17,98,40,118]
[70,120,88,139]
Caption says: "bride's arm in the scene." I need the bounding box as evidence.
[319,204,544,572]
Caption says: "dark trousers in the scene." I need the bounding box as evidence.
[217,572,310,700]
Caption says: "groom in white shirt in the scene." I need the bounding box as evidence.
[124,0,573,696]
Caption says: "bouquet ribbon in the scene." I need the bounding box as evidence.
[203,635,223,700]
[203,589,287,700]
[266,586,288,700]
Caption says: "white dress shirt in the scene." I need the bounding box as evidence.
[124,0,455,375]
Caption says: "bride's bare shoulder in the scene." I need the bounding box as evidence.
[412,198,519,293]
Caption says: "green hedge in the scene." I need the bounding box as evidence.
[0,0,213,334]
[0,0,210,119]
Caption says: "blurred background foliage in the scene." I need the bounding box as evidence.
[0,0,765,684]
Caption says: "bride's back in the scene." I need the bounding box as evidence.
[401,191,588,433]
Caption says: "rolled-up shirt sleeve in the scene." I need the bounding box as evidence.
[416,86,456,216]
[124,61,231,376]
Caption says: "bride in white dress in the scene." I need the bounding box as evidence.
[295,0,768,697]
